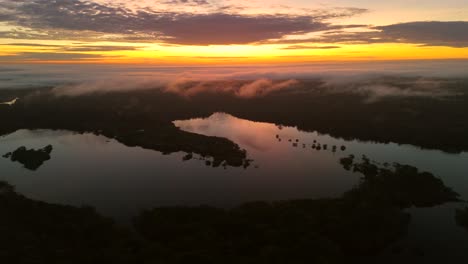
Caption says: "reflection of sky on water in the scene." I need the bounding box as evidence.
[1,114,468,224]
[175,113,468,199]
[1,113,468,260]
[0,128,358,222]
[176,113,468,262]
[0,113,468,263]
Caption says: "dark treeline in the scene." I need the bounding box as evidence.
[0,88,252,168]
[2,77,467,153]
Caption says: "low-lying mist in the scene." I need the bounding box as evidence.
[1,60,467,102]
[53,78,301,98]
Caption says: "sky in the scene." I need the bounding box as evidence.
[0,0,467,64]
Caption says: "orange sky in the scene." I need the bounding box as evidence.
[0,0,467,64]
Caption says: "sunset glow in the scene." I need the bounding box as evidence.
[0,0,467,64]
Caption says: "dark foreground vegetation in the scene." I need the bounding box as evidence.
[0,181,136,264]
[0,157,461,264]
[1,77,467,153]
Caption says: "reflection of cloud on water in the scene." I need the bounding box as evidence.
[0,129,114,149]
[0,129,70,143]
[174,113,353,163]
[174,113,280,153]
[55,133,114,148]
[236,134,270,152]
[195,123,210,132]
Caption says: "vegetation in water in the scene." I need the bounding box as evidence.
[3,145,53,171]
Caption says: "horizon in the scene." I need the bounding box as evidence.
[0,0,468,64]
[2,1,468,263]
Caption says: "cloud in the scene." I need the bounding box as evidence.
[0,43,61,47]
[163,0,210,6]
[163,78,300,98]
[62,45,139,52]
[3,61,467,93]
[353,83,457,103]
[152,13,334,45]
[50,74,460,103]
[0,52,105,61]
[53,79,165,97]
[280,45,341,50]
[49,67,460,103]
[321,76,460,103]
[278,21,468,48]
[0,0,366,45]
[1,43,140,51]
[236,79,299,98]
[1,1,466,49]
[374,21,468,47]
[52,77,300,98]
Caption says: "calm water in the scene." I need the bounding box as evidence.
[1,112,468,259]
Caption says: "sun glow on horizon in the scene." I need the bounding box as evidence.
[2,42,468,65]
[0,0,467,64]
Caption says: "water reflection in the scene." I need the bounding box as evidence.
[175,113,348,154]
[0,128,360,222]
[0,154,464,263]
[1,113,468,261]
[173,112,353,178]
[173,113,468,262]
[1,115,467,221]
[175,113,468,201]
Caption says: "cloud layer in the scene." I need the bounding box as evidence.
[0,0,466,63]
[0,52,105,61]
[274,21,468,48]
[38,61,464,103]
[53,78,300,99]
[0,0,365,45]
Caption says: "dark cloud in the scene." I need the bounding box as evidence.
[374,21,468,47]
[0,13,14,21]
[0,52,105,61]
[0,0,366,45]
[163,0,210,6]
[155,13,336,45]
[4,1,463,48]
[62,45,139,51]
[0,43,61,47]
[278,21,468,48]
[257,24,366,45]
[0,43,140,51]
[280,45,341,50]
[215,5,248,13]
